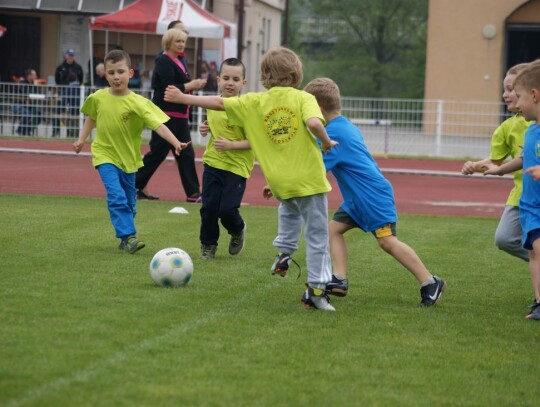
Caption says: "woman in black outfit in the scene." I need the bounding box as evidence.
[136,28,206,202]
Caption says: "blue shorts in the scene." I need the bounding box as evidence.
[333,207,396,238]
[523,228,540,250]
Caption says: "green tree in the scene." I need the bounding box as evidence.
[290,0,427,98]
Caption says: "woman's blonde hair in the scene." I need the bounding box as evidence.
[304,77,341,112]
[161,28,188,52]
[260,47,303,89]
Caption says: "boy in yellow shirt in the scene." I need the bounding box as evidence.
[165,47,338,311]
[73,50,189,253]
[197,58,253,260]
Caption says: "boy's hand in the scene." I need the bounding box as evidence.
[461,161,476,174]
[525,165,540,181]
[73,140,84,154]
[321,139,338,153]
[174,140,191,156]
[262,185,273,199]
[164,85,184,103]
[483,166,503,176]
[213,136,232,151]
[199,120,210,137]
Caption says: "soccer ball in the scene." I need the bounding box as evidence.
[149,247,193,287]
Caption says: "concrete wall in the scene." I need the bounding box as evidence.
[424,0,529,103]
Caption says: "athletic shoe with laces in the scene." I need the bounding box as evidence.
[326,274,349,297]
[271,253,293,277]
[229,224,246,255]
[526,300,540,320]
[119,236,145,254]
[200,244,217,260]
[301,284,335,311]
[420,276,447,306]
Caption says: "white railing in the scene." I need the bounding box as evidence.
[0,82,504,159]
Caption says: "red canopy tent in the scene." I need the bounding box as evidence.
[89,0,233,38]
[88,0,235,85]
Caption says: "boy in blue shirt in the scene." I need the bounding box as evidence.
[303,77,447,306]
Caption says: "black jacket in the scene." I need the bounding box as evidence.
[55,60,84,86]
[151,53,190,114]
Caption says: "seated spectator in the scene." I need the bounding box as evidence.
[13,68,42,136]
[94,63,108,88]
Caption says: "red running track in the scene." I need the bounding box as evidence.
[0,138,513,218]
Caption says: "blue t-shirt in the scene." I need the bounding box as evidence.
[519,123,540,244]
[323,115,397,232]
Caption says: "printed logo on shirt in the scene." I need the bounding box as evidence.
[536,141,540,157]
[121,112,130,123]
[264,107,299,144]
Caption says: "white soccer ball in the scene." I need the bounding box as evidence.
[149,247,193,287]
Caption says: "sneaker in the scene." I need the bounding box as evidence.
[119,236,145,254]
[229,224,246,255]
[200,244,217,260]
[271,253,292,277]
[526,300,540,320]
[420,276,447,306]
[301,284,336,311]
[137,190,159,200]
[326,274,348,297]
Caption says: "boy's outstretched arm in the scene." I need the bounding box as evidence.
[306,117,338,152]
[164,85,224,111]
[154,124,191,156]
[73,117,96,153]
[483,156,523,176]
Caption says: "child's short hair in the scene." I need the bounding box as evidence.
[104,50,131,68]
[219,58,246,78]
[514,63,540,90]
[162,28,188,51]
[304,77,341,112]
[507,63,530,76]
[260,47,303,89]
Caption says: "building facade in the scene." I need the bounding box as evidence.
[424,0,540,103]
[0,0,285,91]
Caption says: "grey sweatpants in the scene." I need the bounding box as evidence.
[273,193,332,289]
[495,205,529,262]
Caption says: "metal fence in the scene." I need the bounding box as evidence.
[0,82,504,159]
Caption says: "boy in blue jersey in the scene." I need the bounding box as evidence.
[303,78,446,306]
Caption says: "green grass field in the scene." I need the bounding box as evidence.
[1,194,538,406]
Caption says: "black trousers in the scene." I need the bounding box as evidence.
[136,117,200,198]
[199,164,246,246]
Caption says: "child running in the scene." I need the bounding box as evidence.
[197,58,254,260]
[73,49,189,253]
[484,62,540,319]
[303,77,447,306]
[164,47,338,311]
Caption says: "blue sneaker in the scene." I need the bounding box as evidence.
[326,274,348,297]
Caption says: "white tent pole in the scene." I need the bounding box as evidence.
[89,27,94,87]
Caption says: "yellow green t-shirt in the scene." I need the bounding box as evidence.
[222,87,331,199]
[81,88,169,173]
[490,114,531,206]
[203,109,255,179]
